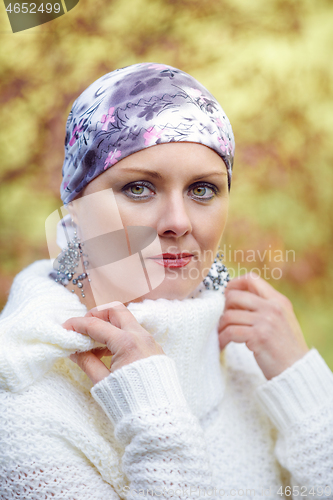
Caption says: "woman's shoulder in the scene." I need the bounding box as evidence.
[0,259,91,393]
[0,260,54,318]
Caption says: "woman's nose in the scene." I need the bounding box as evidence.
[157,194,192,238]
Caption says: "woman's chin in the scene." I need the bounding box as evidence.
[126,277,202,304]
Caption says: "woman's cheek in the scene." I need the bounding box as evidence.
[116,199,155,227]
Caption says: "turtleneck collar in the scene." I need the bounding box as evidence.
[127,293,225,421]
[0,260,226,420]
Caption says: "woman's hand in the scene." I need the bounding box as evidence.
[218,272,309,380]
[62,302,165,385]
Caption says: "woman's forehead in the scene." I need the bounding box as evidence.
[99,142,228,177]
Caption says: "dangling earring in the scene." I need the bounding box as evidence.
[53,222,89,298]
[202,246,230,293]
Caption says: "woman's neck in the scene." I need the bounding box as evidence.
[70,277,95,311]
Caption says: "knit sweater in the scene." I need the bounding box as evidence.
[0,260,333,500]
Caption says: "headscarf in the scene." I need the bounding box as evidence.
[60,62,235,204]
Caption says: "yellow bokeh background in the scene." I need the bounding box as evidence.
[1,0,332,367]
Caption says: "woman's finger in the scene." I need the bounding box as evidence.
[226,272,280,300]
[62,315,124,353]
[64,303,164,383]
[218,309,256,331]
[70,351,110,385]
[218,325,253,351]
[224,289,267,312]
[85,301,140,331]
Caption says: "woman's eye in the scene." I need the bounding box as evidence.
[193,186,208,197]
[123,182,155,198]
[130,185,145,195]
[190,184,216,200]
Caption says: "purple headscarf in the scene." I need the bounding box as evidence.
[60,62,235,204]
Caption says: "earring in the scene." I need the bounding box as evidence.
[202,247,230,293]
[53,225,89,298]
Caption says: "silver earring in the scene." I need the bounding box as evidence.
[202,247,229,293]
[53,225,89,298]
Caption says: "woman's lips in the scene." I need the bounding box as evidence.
[148,253,194,268]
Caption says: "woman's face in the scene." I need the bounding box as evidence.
[72,142,229,305]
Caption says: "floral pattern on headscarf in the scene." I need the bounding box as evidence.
[60,62,235,204]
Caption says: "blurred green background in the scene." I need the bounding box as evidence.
[1,0,332,367]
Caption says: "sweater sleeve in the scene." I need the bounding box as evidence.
[91,354,214,500]
[255,348,333,498]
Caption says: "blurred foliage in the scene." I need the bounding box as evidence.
[0,0,332,367]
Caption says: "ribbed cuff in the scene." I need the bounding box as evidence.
[91,355,189,426]
[255,348,333,433]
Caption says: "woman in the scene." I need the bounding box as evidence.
[0,62,332,500]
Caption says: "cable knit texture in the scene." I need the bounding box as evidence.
[0,260,333,499]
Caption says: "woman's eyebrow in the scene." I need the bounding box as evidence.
[119,168,163,180]
[192,171,228,181]
[119,168,227,181]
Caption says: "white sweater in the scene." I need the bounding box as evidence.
[0,260,333,500]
